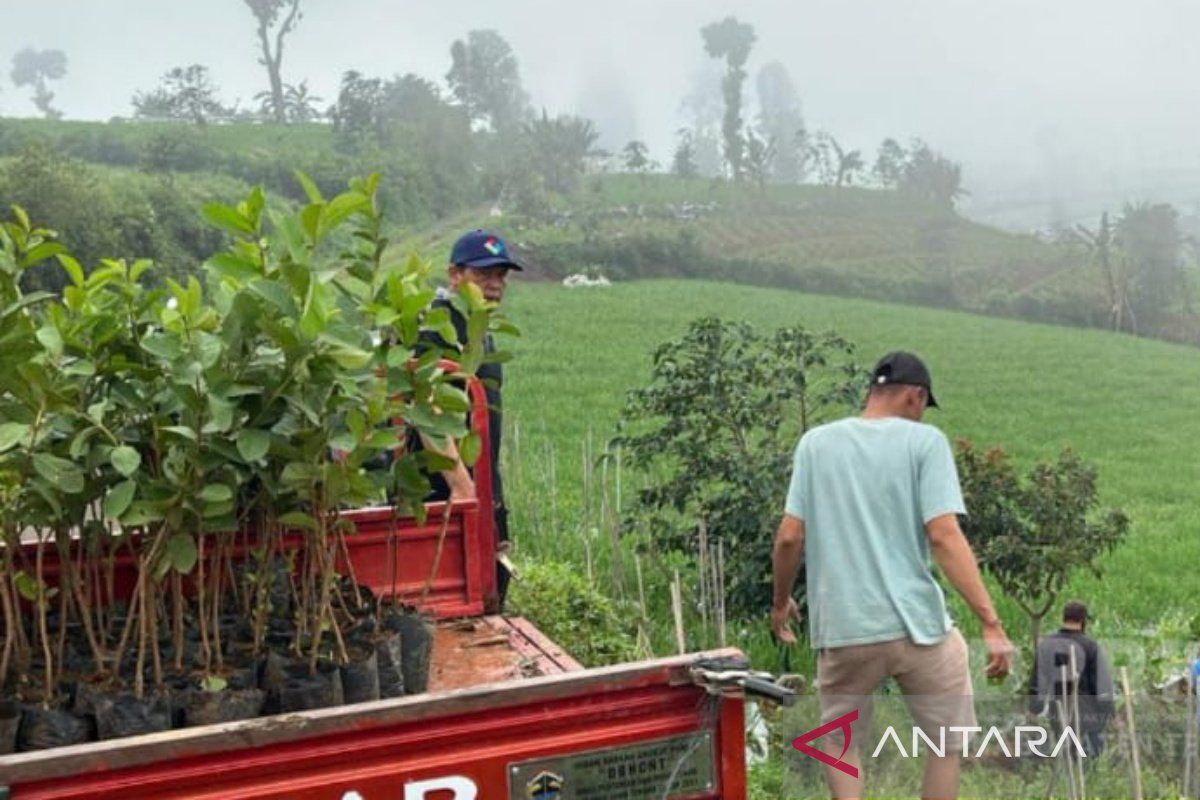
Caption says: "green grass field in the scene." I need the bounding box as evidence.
[498,279,1200,652]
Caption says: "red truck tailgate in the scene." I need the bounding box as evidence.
[0,647,747,800]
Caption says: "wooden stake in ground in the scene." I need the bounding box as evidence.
[1184,666,1196,800]
[670,570,686,655]
[1120,666,1144,800]
[716,539,727,648]
[1069,649,1086,800]
[697,520,709,635]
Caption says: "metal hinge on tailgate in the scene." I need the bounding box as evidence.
[689,654,797,706]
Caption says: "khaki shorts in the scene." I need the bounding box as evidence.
[817,628,976,735]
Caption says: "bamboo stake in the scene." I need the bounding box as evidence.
[671,570,685,655]
[1056,693,1079,800]
[1183,662,1197,799]
[1070,649,1086,800]
[697,520,709,635]
[716,538,727,648]
[634,554,648,623]
[1120,666,1143,800]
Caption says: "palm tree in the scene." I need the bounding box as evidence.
[284,81,323,123]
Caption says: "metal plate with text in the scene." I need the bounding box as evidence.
[508,732,716,800]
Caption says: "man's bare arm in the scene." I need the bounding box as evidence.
[770,514,805,643]
[926,513,1013,676]
[418,433,475,502]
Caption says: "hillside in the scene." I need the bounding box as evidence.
[500,280,1200,636]
[2,117,1192,342]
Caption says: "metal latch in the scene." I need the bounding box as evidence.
[690,659,797,706]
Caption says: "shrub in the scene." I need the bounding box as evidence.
[508,559,637,666]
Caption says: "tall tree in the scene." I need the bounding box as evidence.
[755,61,804,183]
[522,111,599,194]
[243,0,302,124]
[810,133,862,188]
[10,48,67,119]
[900,139,965,210]
[672,128,699,179]
[622,140,651,175]
[872,137,907,188]
[132,65,229,125]
[744,128,776,189]
[1117,202,1184,327]
[1072,212,1134,332]
[446,29,530,134]
[700,17,756,181]
[679,63,725,178]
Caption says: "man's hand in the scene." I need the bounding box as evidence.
[447,464,476,503]
[982,620,1014,679]
[771,597,802,644]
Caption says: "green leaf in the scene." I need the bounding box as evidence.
[165,533,198,574]
[278,511,318,531]
[319,192,368,236]
[202,203,255,236]
[200,484,233,503]
[63,359,96,377]
[32,453,84,494]
[110,446,141,477]
[249,279,296,314]
[300,203,323,243]
[121,502,163,527]
[299,280,328,339]
[162,425,198,442]
[294,171,323,204]
[205,252,261,282]
[36,323,63,357]
[130,259,154,282]
[55,253,85,286]
[433,383,471,414]
[14,571,40,602]
[236,429,270,463]
[0,421,29,453]
[23,241,67,268]
[459,431,482,467]
[140,332,183,360]
[103,480,137,519]
[202,675,228,693]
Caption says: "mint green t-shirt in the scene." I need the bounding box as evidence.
[785,417,966,649]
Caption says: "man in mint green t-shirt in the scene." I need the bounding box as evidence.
[771,351,1013,800]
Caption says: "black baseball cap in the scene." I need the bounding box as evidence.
[449,229,524,271]
[870,351,939,408]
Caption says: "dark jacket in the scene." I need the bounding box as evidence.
[415,288,504,508]
[1028,628,1115,733]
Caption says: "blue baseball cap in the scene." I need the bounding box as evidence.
[449,229,524,271]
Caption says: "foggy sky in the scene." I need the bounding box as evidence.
[3,0,1199,228]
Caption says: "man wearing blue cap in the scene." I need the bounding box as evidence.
[422,230,524,609]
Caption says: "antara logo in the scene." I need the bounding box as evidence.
[792,709,860,778]
[790,709,1088,774]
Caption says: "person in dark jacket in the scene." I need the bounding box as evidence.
[418,229,522,610]
[1029,600,1115,757]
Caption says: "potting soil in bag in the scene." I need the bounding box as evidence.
[0,699,20,754]
[340,648,380,704]
[93,692,172,740]
[279,661,344,712]
[17,705,91,751]
[183,688,266,727]
[397,613,434,695]
[375,632,405,699]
